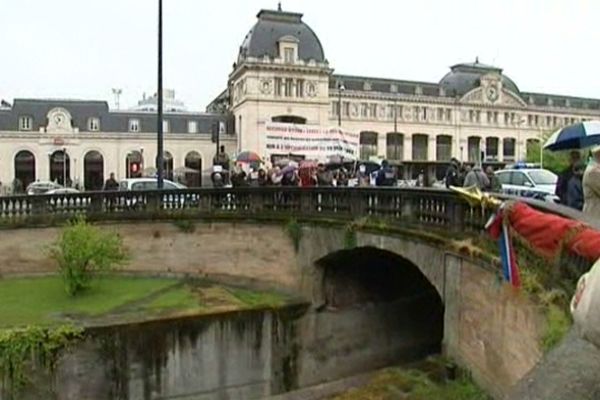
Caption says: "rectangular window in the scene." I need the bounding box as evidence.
[274,78,282,96]
[469,110,475,122]
[343,102,350,116]
[296,79,304,97]
[361,103,368,118]
[503,138,516,160]
[163,120,170,133]
[88,117,100,131]
[546,116,551,126]
[19,116,32,131]
[284,79,293,97]
[423,107,428,121]
[534,115,539,126]
[284,47,294,63]
[475,110,481,122]
[504,112,510,125]
[494,112,499,123]
[188,120,198,133]
[487,111,493,123]
[387,105,395,119]
[332,102,339,117]
[528,115,533,126]
[369,104,377,118]
[438,108,444,121]
[446,108,452,121]
[129,119,140,132]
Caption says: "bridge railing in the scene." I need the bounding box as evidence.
[0,187,592,271]
[0,187,486,230]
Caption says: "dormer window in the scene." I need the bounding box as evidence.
[278,35,299,64]
[284,47,295,63]
[19,116,32,131]
[88,117,100,131]
[129,119,140,132]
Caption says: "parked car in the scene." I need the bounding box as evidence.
[45,188,80,195]
[26,181,62,195]
[118,178,190,209]
[495,165,559,202]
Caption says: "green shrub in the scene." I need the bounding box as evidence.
[50,217,127,296]
[343,224,357,249]
[0,325,83,398]
[541,304,571,352]
[285,219,302,253]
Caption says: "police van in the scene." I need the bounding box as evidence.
[495,163,559,203]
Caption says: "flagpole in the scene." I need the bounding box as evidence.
[156,0,164,188]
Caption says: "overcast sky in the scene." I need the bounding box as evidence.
[1,0,599,111]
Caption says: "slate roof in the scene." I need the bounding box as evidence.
[0,99,231,134]
[238,9,325,62]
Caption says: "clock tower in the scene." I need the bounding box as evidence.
[228,8,332,157]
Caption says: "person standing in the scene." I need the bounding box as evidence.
[103,173,119,191]
[556,151,581,203]
[375,160,396,187]
[445,158,462,188]
[566,162,585,211]
[213,146,230,171]
[485,166,502,192]
[583,146,600,219]
[463,165,490,190]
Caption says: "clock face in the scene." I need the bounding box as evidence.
[54,113,65,125]
[486,85,499,102]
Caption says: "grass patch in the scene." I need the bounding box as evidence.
[141,285,202,313]
[227,287,286,308]
[541,303,571,352]
[333,366,489,400]
[0,276,179,327]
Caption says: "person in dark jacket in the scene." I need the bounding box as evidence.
[556,151,581,203]
[566,162,585,211]
[103,173,119,191]
[445,158,462,188]
[375,160,396,187]
[485,166,502,192]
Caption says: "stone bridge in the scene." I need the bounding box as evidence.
[0,187,595,399]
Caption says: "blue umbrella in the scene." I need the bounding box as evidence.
[544,120,600,151]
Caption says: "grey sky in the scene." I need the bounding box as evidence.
[1,0,599,111]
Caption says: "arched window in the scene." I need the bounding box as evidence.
[359,131,378,160]
[14,150,36,190]
[486,137,499,161]
[436,135,452,161]
[467,136,481,163]
[503,138,516,161]
[83,151,104,191]
[49,150,70,186]
[126,151,144,178]
[183,151,202,187]
[386,133,404,161]
[271,115,307,124]
[412,134,428,161]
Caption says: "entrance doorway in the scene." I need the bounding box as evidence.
[184,151,202,187]
[14,150,36,191]
[49,150,70,186]
[84,151,104,191]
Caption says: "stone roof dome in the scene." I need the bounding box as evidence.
[439,60,520,96]
[238,8,325,63]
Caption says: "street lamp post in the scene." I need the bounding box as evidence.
[156,0,164,189]
[337,83,345,127]
[62,147,67,187]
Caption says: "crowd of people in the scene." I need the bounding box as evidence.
[444,158,501,192]
[556,147,600,219]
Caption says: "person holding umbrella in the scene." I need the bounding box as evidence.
[556,151,582,203]
[583,146,600,220]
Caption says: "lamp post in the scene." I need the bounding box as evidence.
[156,0,164,189]
[62,147,67,187]
[337,83,345,127]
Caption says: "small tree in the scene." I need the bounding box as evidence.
[526,133,572,175]
[50,216,127,296]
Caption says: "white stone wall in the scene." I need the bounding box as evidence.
[0,132,236,187]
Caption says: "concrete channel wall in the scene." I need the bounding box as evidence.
[0,221,546,399]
